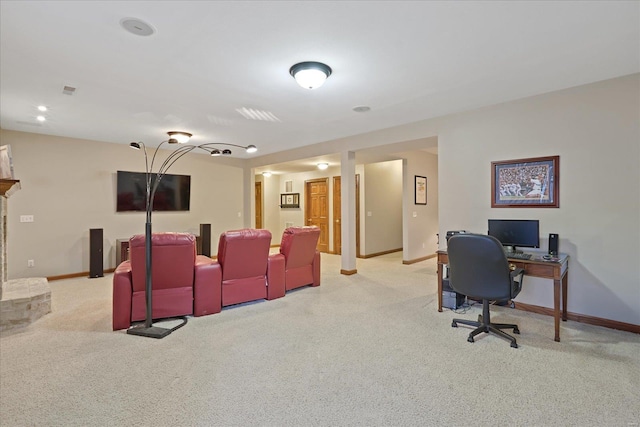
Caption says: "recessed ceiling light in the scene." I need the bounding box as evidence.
[37,105,47,112]
[120,18,155,37]
[353,106,371,113]
[36,115,46,122]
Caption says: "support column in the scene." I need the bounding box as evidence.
[340,151,357,275]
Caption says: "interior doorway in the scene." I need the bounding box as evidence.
[254,181,262,229]
[305,177,329,252]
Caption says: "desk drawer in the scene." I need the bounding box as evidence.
[510,261,555,279]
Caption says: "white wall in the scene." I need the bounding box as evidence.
[436,74,639,325]
[403,151,439,261]
[1,130,246,277]
[363,160,403,255]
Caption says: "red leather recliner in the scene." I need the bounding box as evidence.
[279,226,321,291]
[216,228,285,308]
[112,232,220,331]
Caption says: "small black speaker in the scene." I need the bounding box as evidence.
[89,228,103,278]
[548,233,559,256]
[199,223,212,257]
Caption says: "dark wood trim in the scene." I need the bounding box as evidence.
[0,179,20,196]
[340,269,357,275]
[47,268,116,281]
[403,253,437,265]
[361,248,402,259]
[514,302,640,335]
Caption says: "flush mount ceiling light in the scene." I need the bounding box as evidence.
[167,131,192,144]
[37,105,47,112]
[317,162,329,170]
[289,61,332,89]
[262,171,272,177]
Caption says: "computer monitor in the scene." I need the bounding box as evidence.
[488,219,540,252]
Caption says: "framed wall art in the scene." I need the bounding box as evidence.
[280,193,300,208]
[491,155,559,208]
[415,175,427,205]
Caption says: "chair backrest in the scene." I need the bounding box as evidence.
[279,226,320,269]
[447,233,513,301]
[217,228,272,280]
[130,232,196,292]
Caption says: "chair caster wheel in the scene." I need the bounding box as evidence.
[451,321,458,328]
[513,328,520,334]
[477,315,483,322]
[467,336,474,343]
[510,342,518,348]
[510,302,516,309]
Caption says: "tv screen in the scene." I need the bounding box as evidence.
[488,219,539,249]
[116,170,191,212]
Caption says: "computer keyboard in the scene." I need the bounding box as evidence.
[507,252,532,260]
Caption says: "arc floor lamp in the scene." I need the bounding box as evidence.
[127,132,257,339]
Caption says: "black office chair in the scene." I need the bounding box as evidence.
[447,233,525,348]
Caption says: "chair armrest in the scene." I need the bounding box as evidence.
[112,261,133,330]
[266,253,285,300]
[510,267,525,298]
[193,256,222,316]
[311,250,321,286]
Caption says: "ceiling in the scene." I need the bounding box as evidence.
[1,1,638,173]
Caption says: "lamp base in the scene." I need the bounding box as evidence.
[125,316,188,339]
[126,325,172,339]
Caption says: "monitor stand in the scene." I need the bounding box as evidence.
[503,246,523,254]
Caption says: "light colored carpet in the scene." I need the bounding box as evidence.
[1,253,638,426]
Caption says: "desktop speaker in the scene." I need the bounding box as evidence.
[199,223,212,257]
[89,228,103,278]
[549,233,559,256]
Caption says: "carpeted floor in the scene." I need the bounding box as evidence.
[1,253,639,426]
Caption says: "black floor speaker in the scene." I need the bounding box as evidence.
[89,228,104,278]
[549,233,559,255]
[200,223,212,257]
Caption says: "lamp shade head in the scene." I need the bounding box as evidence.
[289,62,332,89]
[246,144,257,153]
[167,131,192,144]
[210,149,221,156]
[222,149,232,155]
[130,142,141,150]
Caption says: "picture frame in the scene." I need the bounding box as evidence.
[491,155,559,208]
[280,192,300,208]
[414,175,427,205]
[285,180,293,193]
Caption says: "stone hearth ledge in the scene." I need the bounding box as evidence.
[0,277,51,332]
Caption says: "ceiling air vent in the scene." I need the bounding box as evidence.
[236,107,281,122]
[62,86,76,95]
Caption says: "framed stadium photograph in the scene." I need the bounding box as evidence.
[491,155,559,208]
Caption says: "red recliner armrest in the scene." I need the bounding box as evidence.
[193,256,222,316]
[267,253,285,300]
[112,261,133,331]
[312,250,321,287]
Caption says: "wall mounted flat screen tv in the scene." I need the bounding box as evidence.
[488,219,540,250]
[116,170,191,212]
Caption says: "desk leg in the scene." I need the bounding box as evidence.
[554,279,561,342]
[437,264,443,312]
[562,272,568,322]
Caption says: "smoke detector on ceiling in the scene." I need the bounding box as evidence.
[120,18,155,36]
